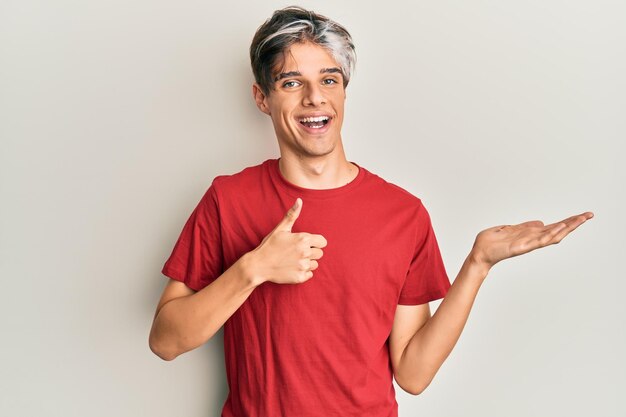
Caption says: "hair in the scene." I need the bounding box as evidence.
[250,6,356,95]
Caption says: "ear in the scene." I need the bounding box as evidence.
[252,83,271,115]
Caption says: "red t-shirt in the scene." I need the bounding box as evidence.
[162,159,450,417]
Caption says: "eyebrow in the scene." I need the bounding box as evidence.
[273,67,342,82]
[274,71,301,82]
[320,67,342,75]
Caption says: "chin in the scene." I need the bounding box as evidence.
[302,145,336,158]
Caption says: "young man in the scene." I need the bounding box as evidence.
[149,6,592,417]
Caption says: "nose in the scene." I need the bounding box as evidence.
[302,83,326,107]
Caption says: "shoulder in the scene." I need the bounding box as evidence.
[359,167,440,246]
[210,159,273,195]
[359,165,424,211]
[198,160,278,217]
[212,159,271,186]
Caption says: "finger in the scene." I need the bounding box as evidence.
[309,234,328,249]
[309,260,319,271]
[546,212,594,229]
[562,212,594,227]
[545,215,578,229]
[552,213,592,243]
[272,198,302,233]
[517,220,544,228]
[309,247,324,260]
[540,214,590,246]
[537,222,567,246]
[528,219,569,247]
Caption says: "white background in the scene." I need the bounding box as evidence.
[1,1,624,416]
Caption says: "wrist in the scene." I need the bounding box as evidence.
[465,249,492,279]
[238,251,267,288]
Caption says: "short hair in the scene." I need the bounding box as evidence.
[250,6,356,95]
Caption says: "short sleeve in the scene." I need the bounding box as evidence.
[398,203,451,305]
[161,182,223,291]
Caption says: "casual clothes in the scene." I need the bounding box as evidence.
[162,158,450,417]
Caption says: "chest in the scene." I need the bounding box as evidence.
[222,197,417,323]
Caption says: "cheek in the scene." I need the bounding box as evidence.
[273,98,296,115]
[334,101,345,118]
[331,91,346,110]
[270,109,293,130]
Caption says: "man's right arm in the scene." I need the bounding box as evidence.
[148,253,262,361]
[148,198,326,361]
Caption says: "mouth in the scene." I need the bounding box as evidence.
[297,115,331,129]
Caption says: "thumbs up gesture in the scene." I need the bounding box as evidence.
[247,198,328,285]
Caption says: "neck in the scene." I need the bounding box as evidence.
[278,151,358,190]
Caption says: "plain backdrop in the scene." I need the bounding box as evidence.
[1,1,624,416]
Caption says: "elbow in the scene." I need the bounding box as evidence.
[402,382,429,396]
[395,373,432,396]
[149,328,211,361]
[150,346,177,362]
[148,332,179,362]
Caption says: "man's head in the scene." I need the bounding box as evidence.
[249,7,356,160]
[250,6,356,97]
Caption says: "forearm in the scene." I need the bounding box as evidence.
[149,253,263,360]
[395,252,490,393]
[395,211,593,393]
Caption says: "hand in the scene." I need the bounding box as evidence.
[469,211,594,269]
[248,198,328,285]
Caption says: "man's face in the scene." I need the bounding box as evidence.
[253,41,346,160]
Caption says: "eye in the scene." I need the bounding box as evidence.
[323,78,338,85]
[282,80,301,88]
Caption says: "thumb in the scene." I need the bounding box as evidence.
[273,198,302,233]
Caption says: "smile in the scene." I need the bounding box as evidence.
[298,115,330,129]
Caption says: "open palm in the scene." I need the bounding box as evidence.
[471,212,594,268]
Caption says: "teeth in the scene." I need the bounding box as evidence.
[299,116,329,123]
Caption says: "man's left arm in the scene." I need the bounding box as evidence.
[389,212,593,395]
